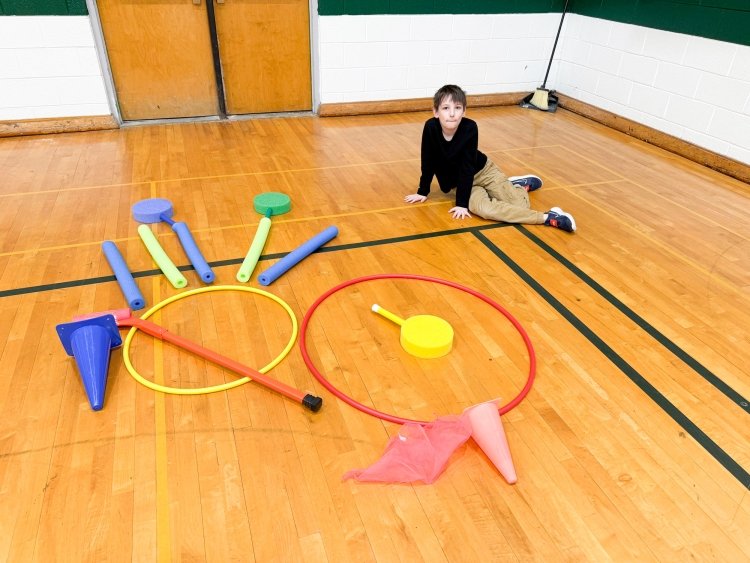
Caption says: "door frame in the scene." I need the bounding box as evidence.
[87,0,122,124]
[86,0,320,125]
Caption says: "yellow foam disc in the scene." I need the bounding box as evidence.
[400,315,454,359]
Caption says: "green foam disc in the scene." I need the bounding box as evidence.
[253,192,291,216]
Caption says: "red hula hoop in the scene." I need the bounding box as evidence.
[299,274,536,425]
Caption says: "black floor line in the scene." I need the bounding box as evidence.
[515,226,750,416]
[474,229,750,490]
[0,223,510,299]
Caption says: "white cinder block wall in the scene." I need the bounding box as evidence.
[0,16,109,120]
[317,14,562,103]
[556,15,750,165]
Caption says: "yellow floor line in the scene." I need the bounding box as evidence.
[558,143,750,242]
[566,189,749,300]
[0,180,151,199]
[0,201,452,257]
[151,274,172,561]
[0,144,557,199]
[0,180,616,259]
[0,158,421,199]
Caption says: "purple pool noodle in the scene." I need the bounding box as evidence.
[172,222,215,283]
[258,226,338,286]
[101,241,146,310]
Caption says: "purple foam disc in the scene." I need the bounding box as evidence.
[132,198,174,223]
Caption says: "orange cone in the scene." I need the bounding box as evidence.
[463,399,517,484]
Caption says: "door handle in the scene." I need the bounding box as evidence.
[193,0,200,4]
[216,0,225,3]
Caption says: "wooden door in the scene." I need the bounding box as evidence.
[97,0,220,120]
[214,0,312,114]
[96,0,312,120]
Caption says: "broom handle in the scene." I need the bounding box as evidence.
[541,0,570,89]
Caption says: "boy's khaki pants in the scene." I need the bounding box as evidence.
[468,160,546,224]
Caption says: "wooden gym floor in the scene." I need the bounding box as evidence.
[0,106,748,562]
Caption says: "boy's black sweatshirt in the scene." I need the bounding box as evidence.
[417,116,488,208]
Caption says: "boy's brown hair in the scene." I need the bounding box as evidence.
[432,84,467,110]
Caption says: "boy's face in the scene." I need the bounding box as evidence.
[433,95,465,138]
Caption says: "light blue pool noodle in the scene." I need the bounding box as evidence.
[237,216,272,283]
[137,224,188,289]
[101,241,146,310]
[172,222,215,283]
[258,225,338,286]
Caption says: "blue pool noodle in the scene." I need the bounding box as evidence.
[101,241,146,310]
[172,222,215,283]
[258,226,338,286]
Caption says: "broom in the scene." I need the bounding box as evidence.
[523,0,570,112]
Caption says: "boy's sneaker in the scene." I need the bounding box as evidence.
[545,207,576,232]
[509,174,543,192]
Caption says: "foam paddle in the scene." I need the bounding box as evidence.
[371,304,454,359]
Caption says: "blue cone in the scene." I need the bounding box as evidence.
[56,315,122,411]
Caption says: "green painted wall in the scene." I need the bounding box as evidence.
[2,0,746,46]
[318,1,561,16]
[572,0,748,47]
[0,0,87,16]
[317,0,750,47]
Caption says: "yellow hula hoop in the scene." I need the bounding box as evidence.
[122,285,298,395]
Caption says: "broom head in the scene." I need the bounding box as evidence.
[520,89,559,112]
[530,88,550,110]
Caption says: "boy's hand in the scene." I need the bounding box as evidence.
[404,194,427,203]
[449,206,471,219]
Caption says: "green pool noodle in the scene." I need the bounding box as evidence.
[137,224,188,288]
[237,216,272,283]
